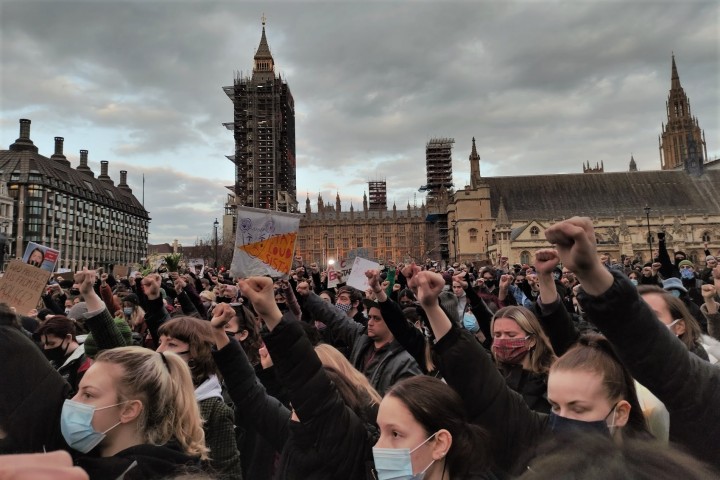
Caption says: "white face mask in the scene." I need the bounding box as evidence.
[372,433,437,480]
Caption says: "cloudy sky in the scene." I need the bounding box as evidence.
[1,0,718,245]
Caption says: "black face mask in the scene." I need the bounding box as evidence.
[69,289,80,296]
[217,296,232,304]
[43,340,70,363]
[484,280,496,289]
[277,302,288,312]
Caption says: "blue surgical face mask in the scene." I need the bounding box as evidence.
[680,269,695,280]
[123,307,133,316]
[60,399,127,453]
[372,433,437,480]
[629,279,638,286]
[549,403,618,438]
[669,290,682,298]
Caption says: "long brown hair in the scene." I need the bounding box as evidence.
[386,376,490,477]
[637,286,704,352]
[550,334,650,439]
[491,306,557,374]
[231,304,262,366]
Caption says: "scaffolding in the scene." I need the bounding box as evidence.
[424,138,454,202]
[368,180,387,211]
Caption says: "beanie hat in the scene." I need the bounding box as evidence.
[123,293,139,306]
[678,260,694,269]
[83,317,133,357]
[662,277,688,293]
[706,255,716,262]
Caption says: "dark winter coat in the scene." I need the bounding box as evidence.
[212,316,377,480]
[77,444,201,480]
[577,270,720,471]
[305,292,422,395]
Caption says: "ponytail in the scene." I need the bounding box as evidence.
[94,347,209,459]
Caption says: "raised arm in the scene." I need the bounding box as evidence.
[234,278,373,474]
[295,281,365,347]
[409,270,546,475]
[546,217,720,469]
[76,269,127,351]
[209,303,290,452]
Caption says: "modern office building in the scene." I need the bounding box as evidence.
[0,119,150,271]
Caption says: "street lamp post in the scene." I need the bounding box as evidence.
[213,218,219,268]
[644,205,652,262]
[485,230,490,260]
[323,233,328,268]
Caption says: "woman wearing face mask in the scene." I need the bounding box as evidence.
[637,285,709,361]
[66,347,208,479]
[156,317,242,479]
[404,268,651,477]
[374,375,494,480]
[490,307,557,413]
[34,316,92,395]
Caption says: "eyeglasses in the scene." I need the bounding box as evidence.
[667,319,681,329]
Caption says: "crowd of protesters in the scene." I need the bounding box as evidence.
[2,217,720,479]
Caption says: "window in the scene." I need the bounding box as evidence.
[520,251,531,265]
[357,237,363,248]
[83,181,95,192]
[530,226,540,239]
[385,238,392,248]
[469,228,478,242]
[343,238,349,249]
[702,231,711,243]
[371,237,378,247]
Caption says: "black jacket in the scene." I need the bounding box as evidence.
[77,444,201,480]
[213,316,377,480]
[577,271,720,471]
[305,292,421,395]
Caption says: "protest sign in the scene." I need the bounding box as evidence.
[112,265,130,278]
[327,265,339,288]
[0,260,52,315]
[345,257,380,291]
[22,242,60,273]
[230,206,302,278]
[188,258,205,277]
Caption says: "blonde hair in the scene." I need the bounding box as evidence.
[491,306,557,374]
[129,305,146,328]
[94,347,209,459]
[314,343,382,406]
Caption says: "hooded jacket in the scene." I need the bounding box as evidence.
[77,443,200,480]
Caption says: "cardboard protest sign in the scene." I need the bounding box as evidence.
[112,265,130,278]
[345,257,380,291]
[0,260,52,315]
[22,242,60,273]
[230,206,302,278]
[327,265,339,288]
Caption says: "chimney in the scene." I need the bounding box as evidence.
[9,118,38,152]
[51,136,71,167]
[76,149,95,177]
[118,170,132,193]
[19,119,30,139]
[98,160,114,185]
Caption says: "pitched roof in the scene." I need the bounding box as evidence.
[486,170,720,221]
[254,26,273,60]
[0,148,149,219]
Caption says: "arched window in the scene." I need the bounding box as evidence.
[530,226,540,239]
[702,231,711,243]
[468,228,478,242]
[520,251,531,265]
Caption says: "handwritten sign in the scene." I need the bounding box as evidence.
[230,206,301,278]
[345,257,380,291]
[327,265,339,288]
[0,260,52,315]
[112,265,130,278]
[238,233,297,276]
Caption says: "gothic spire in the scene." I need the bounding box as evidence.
[496,197,511,227]
[671,52,681,91]
[629,155,638,172]
[469,137,481,188]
